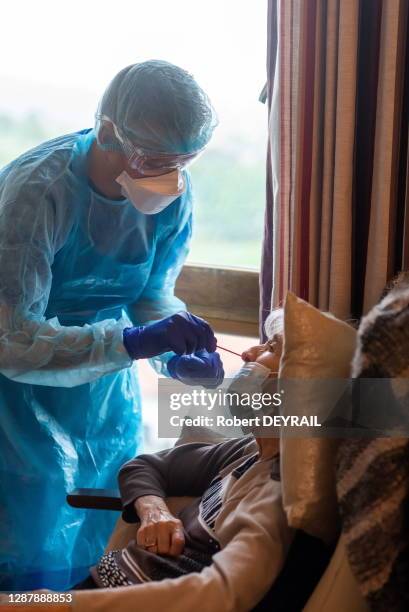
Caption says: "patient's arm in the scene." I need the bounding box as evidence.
[118,436,251,522]
[71,478,294,612]
[134,495,185,556]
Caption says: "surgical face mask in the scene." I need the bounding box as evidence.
[226,363,274,431]
[227,362,272,395]
[116,169,186,214]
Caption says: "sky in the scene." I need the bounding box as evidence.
[0,0,267,150]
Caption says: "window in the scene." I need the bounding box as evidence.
[0,0,267,269]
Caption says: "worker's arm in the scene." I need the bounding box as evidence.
[0,177,132,388]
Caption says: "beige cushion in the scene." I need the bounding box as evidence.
[279,292,356,542]
[303,535,369,612]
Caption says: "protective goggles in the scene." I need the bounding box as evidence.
[97,114,204,175]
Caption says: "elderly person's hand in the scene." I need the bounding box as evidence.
[135,495,185,557]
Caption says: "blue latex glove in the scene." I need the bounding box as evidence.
[167,350,224,389]
[123,312,217,360]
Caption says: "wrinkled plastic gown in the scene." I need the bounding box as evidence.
[0,129,192,590]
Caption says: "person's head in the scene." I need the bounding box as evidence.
[235,309,284,459]
[93,60,217,185]
[241,308,284,374]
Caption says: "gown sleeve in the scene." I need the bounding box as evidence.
[126,172,193,376]
[0,160,132,388]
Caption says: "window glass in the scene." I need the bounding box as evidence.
[0,0,267,268]
[0,1,266,452]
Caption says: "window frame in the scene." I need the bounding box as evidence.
[175,264,259,337]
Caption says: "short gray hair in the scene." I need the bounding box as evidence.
[264,308,284,341]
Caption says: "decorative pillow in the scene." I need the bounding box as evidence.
[279,292,357,542]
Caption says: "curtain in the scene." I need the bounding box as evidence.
[260,0,409,332]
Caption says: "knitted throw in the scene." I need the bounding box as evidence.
[336,288,409,611]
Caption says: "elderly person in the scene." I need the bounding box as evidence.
[68,310,296,612]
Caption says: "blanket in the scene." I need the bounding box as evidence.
[336,287,409,611]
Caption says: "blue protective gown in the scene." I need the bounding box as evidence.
[0,129,192,590]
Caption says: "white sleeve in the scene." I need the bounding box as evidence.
[71,485,294,612]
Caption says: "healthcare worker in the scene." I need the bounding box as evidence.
[0,60,224,590]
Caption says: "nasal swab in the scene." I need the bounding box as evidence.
[216,344,242,358]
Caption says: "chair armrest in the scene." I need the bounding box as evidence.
[66,488,122,511]
[303,534,369,612]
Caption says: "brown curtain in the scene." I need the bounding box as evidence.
[260,0,409,327]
